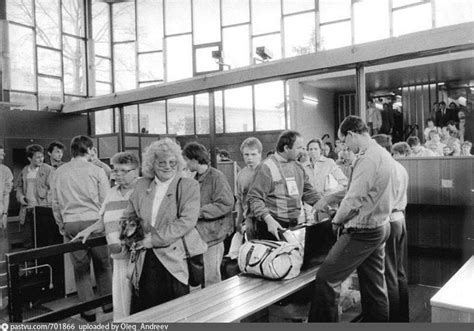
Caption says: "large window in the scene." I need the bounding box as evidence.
[93,0,112,96]
[222,0,249,26]
[318,0,352,50]
[320,21,352,51]
[353,0,390,44]
[283,0,314,15]
[63,36,87,95]
[114,43,137,92]
[393,2,432,36]
[254,82,285,131]
[95,109,114,135]
[36,0,60,48]
[137,0,163,52]
[6,0,474,114]
[222,25,250,69]
[225,86,253,133]
[165,35,193,82]
[9,25,35,92]
[123,106,139,133]
[195,93,210,134]
[193,0,220,45]
[284,12,315,57]
[165,0,191,35]
[139,101,167,134]
[251,0,281,35]
[167,96,194,135]
[434,0,474,27]
[6,0,88,110]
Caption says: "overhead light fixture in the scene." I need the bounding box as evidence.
[211,50,231,70]
[302,96,318,105]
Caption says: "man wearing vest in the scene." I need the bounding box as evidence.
[247,130,322,240]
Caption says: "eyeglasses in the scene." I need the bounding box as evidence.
[155,160,178,168]
[113,168,136,175]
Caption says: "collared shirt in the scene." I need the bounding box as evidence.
[305,156,348,196]
[392,161,408,214]
[236,166,256,219]
[333,140,396,229]
[100,183,136,252]
[25,166,39,207]
[151,175,175,227]
[367,107,382,129]
[0,164,13,211]
[50,160,65,169]
[248,153,321,223]
[91,158,112,179]
[52,157,110,226]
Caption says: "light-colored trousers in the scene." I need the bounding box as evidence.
[112,257,132,321]
[203,242,224,287]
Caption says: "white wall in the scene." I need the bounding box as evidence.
[289,81,336,144]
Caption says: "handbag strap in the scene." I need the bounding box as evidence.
[175,177,191,258]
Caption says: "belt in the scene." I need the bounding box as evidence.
[389,210,405,222]
[274,218,299,228]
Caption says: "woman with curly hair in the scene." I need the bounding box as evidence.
[123,138,206,314]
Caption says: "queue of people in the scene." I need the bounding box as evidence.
[1,108,471,324]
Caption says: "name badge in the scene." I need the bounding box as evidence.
[285,177,299,197]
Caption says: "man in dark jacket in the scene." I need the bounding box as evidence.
[183,142,235,287]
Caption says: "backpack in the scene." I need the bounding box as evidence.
[238,239,303,280]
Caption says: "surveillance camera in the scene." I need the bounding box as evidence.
[212,50,223,59]
[256,46,272,60]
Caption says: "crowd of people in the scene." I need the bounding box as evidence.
[0,106,471,323]
[367,99,472,157]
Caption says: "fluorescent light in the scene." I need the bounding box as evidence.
[302,96,318,105]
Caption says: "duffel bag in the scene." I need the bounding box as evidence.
[238,239,303,280]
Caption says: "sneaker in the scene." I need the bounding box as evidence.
[80,313,96,322]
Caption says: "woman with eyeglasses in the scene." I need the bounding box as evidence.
[121,138,206,314]
[73,151,140,320]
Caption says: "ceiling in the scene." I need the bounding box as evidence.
[299,50,474,93]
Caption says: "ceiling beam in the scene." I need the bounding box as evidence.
[62,22,474,114]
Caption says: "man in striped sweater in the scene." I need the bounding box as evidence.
[74,151,140,320]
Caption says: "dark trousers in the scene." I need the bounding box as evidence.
[385,219,409,322]
[130,250,189,314]
[23,208,35,249]
[309,223,390,322]
[64,221,113,316]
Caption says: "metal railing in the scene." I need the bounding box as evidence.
[6,236,111,322]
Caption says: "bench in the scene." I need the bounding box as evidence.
[120,264,319,323]
[430,255,474,322]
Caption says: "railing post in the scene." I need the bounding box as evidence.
[6,260,21,322]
